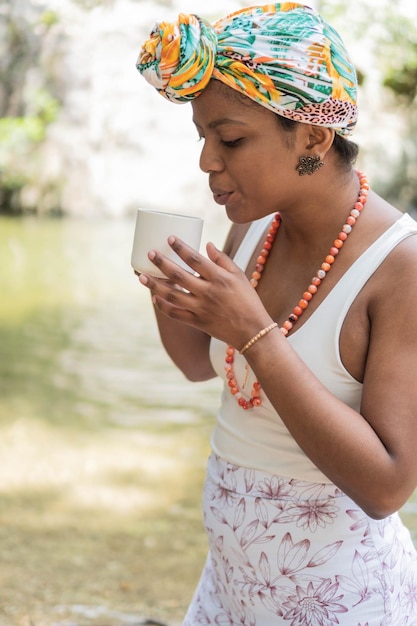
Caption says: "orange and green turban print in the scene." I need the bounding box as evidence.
[137,3,358,136]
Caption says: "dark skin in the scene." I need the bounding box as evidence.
[138,80,417,520]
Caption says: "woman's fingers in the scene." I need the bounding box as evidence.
[137,240,233,326]
[138,236,242,289]
[139,271,198,324]
[167,236,205,273]
[140,237,231,294]
[205,240,241,272]
[136,237,264,342]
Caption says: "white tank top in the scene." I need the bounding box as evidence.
[209,213,417,482]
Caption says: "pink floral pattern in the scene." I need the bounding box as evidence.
[183,455,417,625]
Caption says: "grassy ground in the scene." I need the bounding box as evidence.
[0,415,212,626]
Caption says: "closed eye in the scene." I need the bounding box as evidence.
[221,138,243,148]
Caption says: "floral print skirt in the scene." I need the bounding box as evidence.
[183,454,417,626]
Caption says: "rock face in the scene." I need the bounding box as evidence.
[20,0,258,218]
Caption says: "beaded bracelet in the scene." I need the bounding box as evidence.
[239,322,278,355]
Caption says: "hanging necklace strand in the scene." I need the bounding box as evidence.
[225,170,370,410]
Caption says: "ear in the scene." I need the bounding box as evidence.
[302,124,335,159]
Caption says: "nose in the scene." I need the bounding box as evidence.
[199,140,225,174]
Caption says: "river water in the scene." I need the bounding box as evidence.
[0,215,228,428]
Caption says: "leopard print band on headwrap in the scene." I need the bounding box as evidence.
[137,3,358,136]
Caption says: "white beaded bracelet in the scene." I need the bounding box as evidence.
[239,322,278,355]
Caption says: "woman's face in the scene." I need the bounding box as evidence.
[191,80,300,223]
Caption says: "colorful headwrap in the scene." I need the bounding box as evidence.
[137,3,358,136]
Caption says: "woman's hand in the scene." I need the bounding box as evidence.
[138,236,273,350]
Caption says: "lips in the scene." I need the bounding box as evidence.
[211,187,233,206]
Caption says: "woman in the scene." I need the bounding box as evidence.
[136,4,417,624]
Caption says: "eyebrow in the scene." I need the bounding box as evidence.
[192,118,247,129]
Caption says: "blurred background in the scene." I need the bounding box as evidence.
[1,0,417,625]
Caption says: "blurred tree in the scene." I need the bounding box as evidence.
[378,11,417,210]
[0,0,60,214]
[321,0,417,212]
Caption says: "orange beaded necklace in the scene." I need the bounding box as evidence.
[225,170,370,410]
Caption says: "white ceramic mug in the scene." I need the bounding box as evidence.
[131,209,204,278]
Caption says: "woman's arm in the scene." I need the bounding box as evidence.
[243,305,417,520]
[152,301,215,381]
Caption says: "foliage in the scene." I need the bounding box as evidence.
[0,2,61,214]
[375,9,417,208]
[321,0,417,211]
[377,12,417,102]
[0,89,59,190]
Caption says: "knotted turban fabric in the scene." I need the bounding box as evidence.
[137,3,358,136]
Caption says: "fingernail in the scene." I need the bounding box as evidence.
[139,274,148,285]
[168,236,175,245]
[148,250,156,260]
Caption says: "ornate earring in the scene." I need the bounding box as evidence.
[296,155,324,176]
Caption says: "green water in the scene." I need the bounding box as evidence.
[0,215,224,431]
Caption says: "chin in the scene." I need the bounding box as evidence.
[225,204,252,224]
[226,205,274,224]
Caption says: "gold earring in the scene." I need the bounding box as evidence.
[296,155,324,176]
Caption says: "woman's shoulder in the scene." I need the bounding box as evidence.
[364,201,417,308]
[358,192,417,249]
[378,214,417,269]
